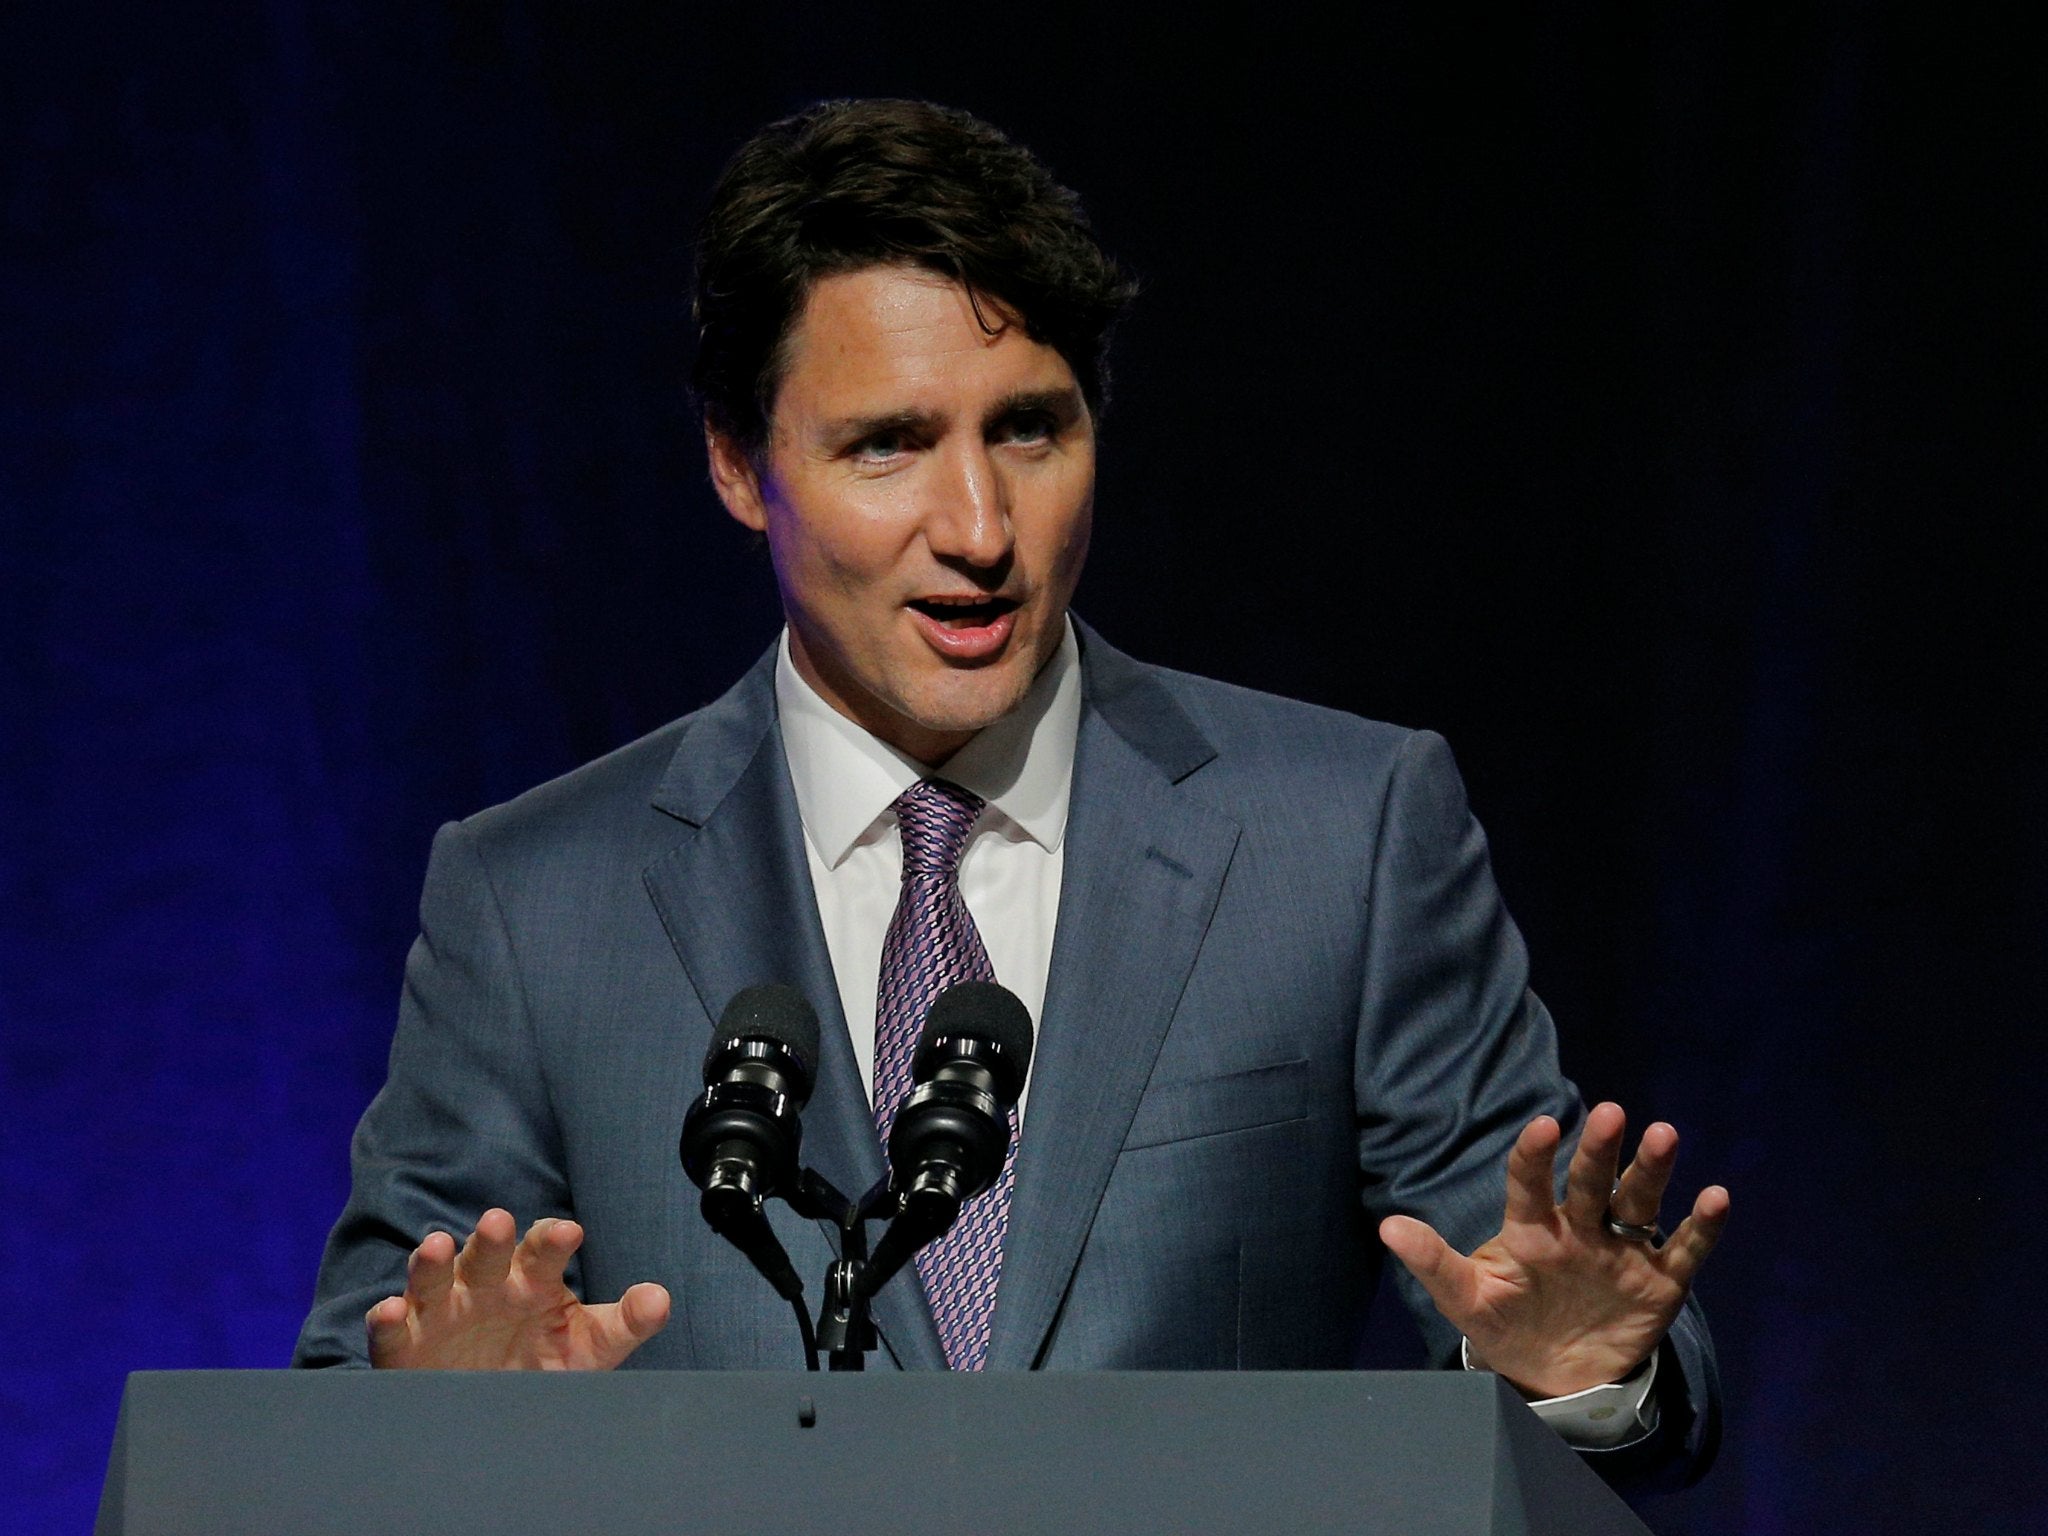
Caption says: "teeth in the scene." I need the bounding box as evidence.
[910,596,1011,630]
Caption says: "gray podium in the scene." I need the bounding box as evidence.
[98,1369,1651,1535]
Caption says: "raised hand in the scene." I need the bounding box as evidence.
[1379,1102,1729,1400]
[367,1208,671,1370]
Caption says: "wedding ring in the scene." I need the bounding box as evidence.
[1602,1212,1662,1244]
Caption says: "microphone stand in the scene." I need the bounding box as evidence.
[785,1169,900,1371]
[780,1122,996,1368]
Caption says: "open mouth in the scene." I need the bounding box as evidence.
[907,594,1019,630]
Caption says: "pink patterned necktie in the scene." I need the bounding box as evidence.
[872,777,1017,1371]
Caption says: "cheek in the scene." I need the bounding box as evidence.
[765,490,897,584]
[1045,496,1094,589]
[1066,501,1094,566]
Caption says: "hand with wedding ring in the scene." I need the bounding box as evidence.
[1379,1101,1730,1401]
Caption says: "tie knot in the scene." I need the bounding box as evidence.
[892,778,984,879]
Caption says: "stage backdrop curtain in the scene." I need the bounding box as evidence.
[3,5,2038,1531]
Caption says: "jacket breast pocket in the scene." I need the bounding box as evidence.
[1120,1057,1311,1152]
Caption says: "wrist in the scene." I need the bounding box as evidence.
[1461,1338,1662,1449]
[1459,1337,1654,1401]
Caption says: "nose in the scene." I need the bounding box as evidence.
[924,440,1013,570]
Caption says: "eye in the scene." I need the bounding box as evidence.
[851,429,908,462]
[993,410,1057,446]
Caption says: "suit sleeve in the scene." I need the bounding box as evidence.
[1351,729,1721,1489]
[291,819,580,1367]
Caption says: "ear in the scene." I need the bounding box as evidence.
[705,424,769,533]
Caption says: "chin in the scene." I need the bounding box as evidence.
[902,671,1035,739]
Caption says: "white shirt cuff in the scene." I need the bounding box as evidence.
[1459,1337,1661,1449]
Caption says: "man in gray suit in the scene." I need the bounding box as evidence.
[296,100,1728,1485]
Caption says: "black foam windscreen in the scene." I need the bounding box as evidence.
[707,983,821,1094]
[917,981,1035,1103]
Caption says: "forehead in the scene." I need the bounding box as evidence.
[771,264,1077,427]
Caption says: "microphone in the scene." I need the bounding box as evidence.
[679,984,819,1301]
[864,981,1035,1291]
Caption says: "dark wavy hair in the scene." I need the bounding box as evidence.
[692,99,1138,454]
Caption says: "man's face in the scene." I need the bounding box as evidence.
[708,264,1095,765]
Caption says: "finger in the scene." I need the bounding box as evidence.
[586,1282,673,1369]
[366,1294,411,1364]
[1563,1101,1625,1229]
[1503,1116,1564,1227]
[1610,1120,1680,1229]
[513,1217,585,1291]
[1659,1185,1732,1288]
[618,1281,671,1341]
[1379,1215,1483,1324]
[406,1229,458,1309]
[453,1208,518,1289]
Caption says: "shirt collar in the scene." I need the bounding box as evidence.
[774,618,1082,869]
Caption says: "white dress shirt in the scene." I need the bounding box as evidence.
[772,618,1655,1443]
[773,619,1081,1119]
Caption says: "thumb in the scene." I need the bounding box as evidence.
[587,1282,673,1369]
[1379,1215,1479,1321]
[619,1281,672,1342]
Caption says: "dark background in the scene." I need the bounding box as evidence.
[2,3,2039,1530]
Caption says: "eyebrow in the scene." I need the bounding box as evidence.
[823,385,1085,445]
[984,386,1085,429]
[826,407,942,443]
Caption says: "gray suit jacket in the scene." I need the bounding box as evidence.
[296,623,1718,1484]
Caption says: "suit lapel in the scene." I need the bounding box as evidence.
[985,628,1241,1370]
[642,650,945,1371]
